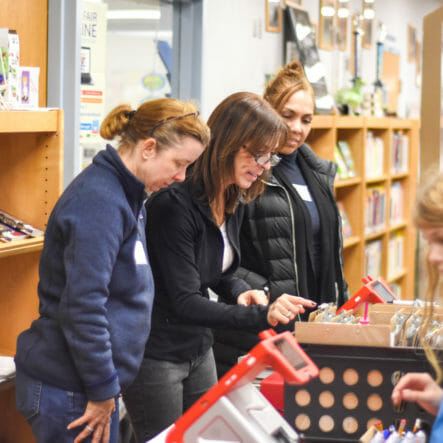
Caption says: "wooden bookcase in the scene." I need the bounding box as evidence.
[0,110,63,442]
[307,116,419,299]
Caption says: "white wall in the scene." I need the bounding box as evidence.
[201,0,284,118]
[201,0,443,119]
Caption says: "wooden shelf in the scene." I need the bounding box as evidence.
[310,115,418,299]
[0,237,44,259]
[0,110,60,133]
[343,236,360,248]
[0,109,63,442]
[334,177,362,188]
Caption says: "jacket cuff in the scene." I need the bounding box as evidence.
[85,373,121,402]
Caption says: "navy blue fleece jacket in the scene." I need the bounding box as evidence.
[15,145,154,401]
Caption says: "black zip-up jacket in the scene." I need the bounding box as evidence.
[144,179,270,363]
[236,143,348,305]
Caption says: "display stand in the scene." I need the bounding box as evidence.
[149,330,319,443]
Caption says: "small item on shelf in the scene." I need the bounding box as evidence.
[0,209,44,237]
[337,140,357,177]
[337,201,353,238]
[0,222,27,242]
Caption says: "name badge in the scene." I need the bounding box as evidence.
[134,240,148,265]
[293,184,312,202]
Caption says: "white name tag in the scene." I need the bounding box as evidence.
[293,184,312,202]
[134,240,148,265]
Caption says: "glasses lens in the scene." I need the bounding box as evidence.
[255,153,280,167]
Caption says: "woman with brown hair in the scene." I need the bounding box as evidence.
[122,91,317,442]
[214,60,348,376]
[15,98,210,443]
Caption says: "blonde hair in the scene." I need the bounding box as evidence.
[415,169,443,383]
[264,60,315,113]
[100,98,210,153]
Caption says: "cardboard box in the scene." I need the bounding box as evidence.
[295,321,391,347]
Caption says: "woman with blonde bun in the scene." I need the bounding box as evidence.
[15,98,210,443]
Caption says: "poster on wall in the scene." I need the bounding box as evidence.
[80,1,108,169]
[284,7,334,114]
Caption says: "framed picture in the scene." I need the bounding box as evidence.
[319,0,335,51]
[266,0,282,33]
[408,24,417,62]
[285,0,302,8]
[336,0,348,51]
[336,16,348,51]
[416,40,421,87]
[285,6,334,113]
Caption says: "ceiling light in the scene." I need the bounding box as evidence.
[107,9,161,20]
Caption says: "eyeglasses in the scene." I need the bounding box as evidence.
[149,111,199,137]
[243,146,281,167]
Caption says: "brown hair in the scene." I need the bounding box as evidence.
[190,91,288,213]
[414,169,443,382]
[100,98,210,153]
[264,60,315,113]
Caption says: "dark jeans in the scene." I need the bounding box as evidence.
[123,348,217,443]
[15,369,119,443]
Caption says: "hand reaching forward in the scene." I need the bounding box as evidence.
[67,398,116,443]
[267,293,317,326]
[391,372,443,416]
[238,289,269,306]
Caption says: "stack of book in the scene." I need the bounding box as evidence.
[366,132,384,178]
[388,234,404,279]
[364,240,382,277]
[390,182,404,225]
[337,201,353,238]
[365,186,387,234]
[334,140,357,180]
[0,209,44,242]
[391,132,409,174]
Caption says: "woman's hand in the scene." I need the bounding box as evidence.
[267,293,316,326]
[67,398,116,443]
[391,372,443,416]
[238,289,269,306]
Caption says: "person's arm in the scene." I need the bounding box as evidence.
[57,190,126,400]
[146,190,269,331]
[391,372,443,416]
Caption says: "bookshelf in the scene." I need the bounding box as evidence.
[307,116,418,299]
[0,110,63,442]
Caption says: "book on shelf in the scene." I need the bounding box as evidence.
[0,209,44,242]
[337,201,353,238]
[337,140,357,178]
[365,186,387,234]
[388,233,404,280]
[391,132,409,174]
[390,182,404,224]
[366,131,384,178]
[334,145,350,180]
[364,240,382,277]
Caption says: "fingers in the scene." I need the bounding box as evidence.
[267,294,317,326]
[68,398,116,443]
[238,290,269,306]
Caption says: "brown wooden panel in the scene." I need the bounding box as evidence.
[0,0,48,106]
